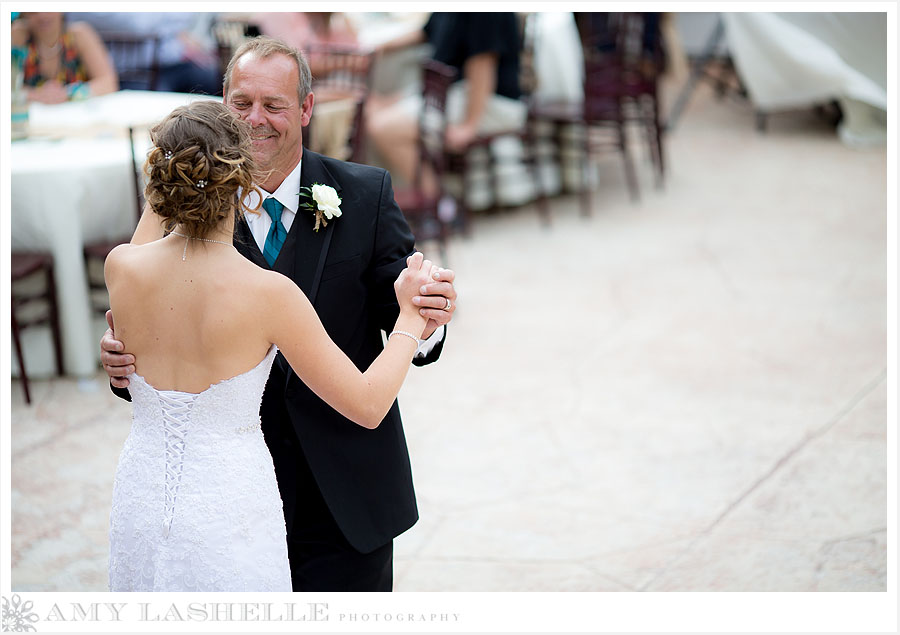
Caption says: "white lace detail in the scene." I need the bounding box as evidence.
[108,346,291,591]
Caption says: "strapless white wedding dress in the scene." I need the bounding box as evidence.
[108,345,291,591]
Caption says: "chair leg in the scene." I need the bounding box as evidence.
[617,116,640,202]
[438,235,449,267]
[46,262,65,376]
[350,101,366,163]
[646,94,664,187]
[486,143,500,212]
[430,198,450,267]
[525,118,551,226]
[653,98,665,183]
[580,130,592,217]
[11,306,31,405]
[457,153,474,236]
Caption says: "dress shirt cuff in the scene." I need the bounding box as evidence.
[415,324,445,359]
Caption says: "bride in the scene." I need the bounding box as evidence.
[104,100,432,591]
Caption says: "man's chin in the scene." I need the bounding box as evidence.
[250,141,275,163]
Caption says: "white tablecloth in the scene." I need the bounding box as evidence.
[26,89,219,136]
[11,91,217,377]
[723,13,887,145]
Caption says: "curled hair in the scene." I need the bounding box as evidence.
[145,100,259,239]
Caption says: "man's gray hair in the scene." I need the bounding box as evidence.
[222,36,312,103]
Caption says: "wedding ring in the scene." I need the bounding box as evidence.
[443,298,452,311]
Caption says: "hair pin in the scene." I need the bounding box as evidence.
[196,179,207,189]
[164,150,173,160]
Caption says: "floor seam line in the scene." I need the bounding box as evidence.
[701,367,886,535]
[638,367,886,591]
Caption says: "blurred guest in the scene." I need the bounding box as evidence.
[251,12,358,49]
[12,12,118,103]
[366,12,526,196]
[249,12,360,76]
[71,12,221,94]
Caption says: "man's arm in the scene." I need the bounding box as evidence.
[445,51,499,152]
[411,325,445,367]
[373,28,426,56]
[371,170,455,366]
[101,310,134,399]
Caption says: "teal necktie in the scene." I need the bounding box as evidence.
[262,198,286,267]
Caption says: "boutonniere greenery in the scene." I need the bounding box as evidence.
[299,183,342,232]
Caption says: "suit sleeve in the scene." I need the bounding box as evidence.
[413,331,445,367]
[110,383,132,402]
[370,169,445,366]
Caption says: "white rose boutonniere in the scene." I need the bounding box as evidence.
[299,183,342,232]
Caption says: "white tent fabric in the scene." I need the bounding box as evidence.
[723,13,887,145]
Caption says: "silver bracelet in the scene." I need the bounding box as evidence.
[389,330,421,346]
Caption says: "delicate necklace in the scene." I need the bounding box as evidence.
[170,231,232,261]
[37,39,62,57]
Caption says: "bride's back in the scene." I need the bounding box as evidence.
[107,238,272,393]
[105,100,271,393]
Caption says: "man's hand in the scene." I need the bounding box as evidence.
[445,122,478,153]
[412,263,457,340]
[101,310,134,389]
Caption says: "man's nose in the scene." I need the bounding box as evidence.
[243,103,266,126]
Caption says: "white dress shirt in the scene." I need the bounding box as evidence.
[242,159,303,249]
[240,160,445,358]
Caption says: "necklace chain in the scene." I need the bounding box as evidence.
[170,231,232,261]
[170,231,231,246]
[37,39,62,56]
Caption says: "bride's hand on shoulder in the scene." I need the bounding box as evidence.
[394,252,435,317]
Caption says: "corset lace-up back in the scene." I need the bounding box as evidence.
[108,345,292,591]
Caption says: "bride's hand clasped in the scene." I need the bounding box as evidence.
[394,252,435,320]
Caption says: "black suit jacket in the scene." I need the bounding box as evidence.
[115,150,443,554]
[237,150,443,554]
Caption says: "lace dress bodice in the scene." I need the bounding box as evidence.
[108,345,291,591]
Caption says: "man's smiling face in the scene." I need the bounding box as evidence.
[225,52,312,190]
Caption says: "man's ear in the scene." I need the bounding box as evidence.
[300,92,315,127]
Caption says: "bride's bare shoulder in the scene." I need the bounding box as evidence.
[103,243,143,281]
[235,263,311,316]
[104,241,177,288]
[239,262,299,296]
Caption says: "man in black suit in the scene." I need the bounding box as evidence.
[100,37,457,591]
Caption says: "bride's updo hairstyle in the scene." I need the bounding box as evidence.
[145,100,258,239]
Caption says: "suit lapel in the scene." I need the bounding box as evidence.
[233,150,341,290]
[276,150,340,387]
[290,150,341,305]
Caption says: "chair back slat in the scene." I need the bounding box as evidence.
[414,59,456,191]
[100,32,161,91]
[304,43,375,162]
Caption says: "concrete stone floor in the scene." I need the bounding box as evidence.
[8,82,888,593]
